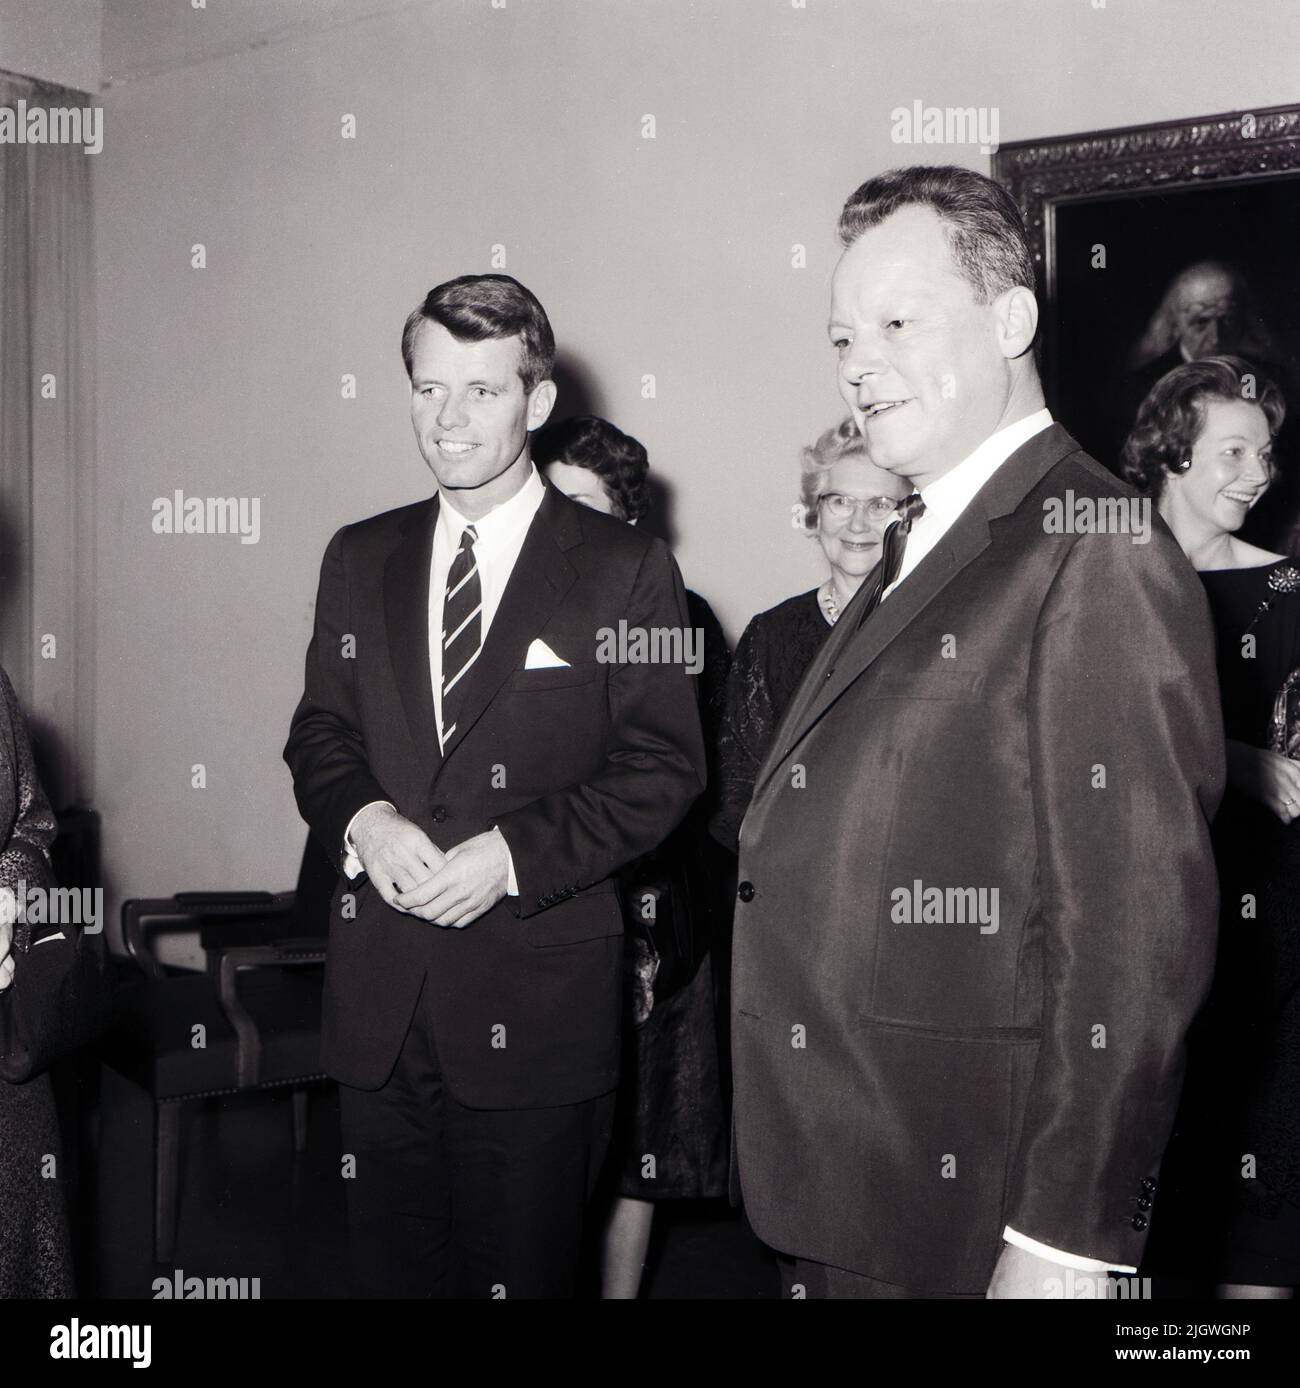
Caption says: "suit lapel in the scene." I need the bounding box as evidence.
[434,484,580,768]
[751,511,992,801]
[750,423,1080,800]
[384,496,442,762]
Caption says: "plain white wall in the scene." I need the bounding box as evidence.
[91,0,1300,932]
[0,0,100,91]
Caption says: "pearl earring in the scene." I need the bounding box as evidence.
[1174,458,1192,473]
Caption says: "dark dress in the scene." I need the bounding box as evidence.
[710,588,833,852]
[1145,559,1300,1286]
[0,667,75,1297]
[610,591,732,1200]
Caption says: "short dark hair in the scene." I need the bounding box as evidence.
[401,273,555,391]
[532,415,650,523]
[1121,355,1286,502]
[838,165,1036,304]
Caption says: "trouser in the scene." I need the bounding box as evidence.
[338,980,616,1299]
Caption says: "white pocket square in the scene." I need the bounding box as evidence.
[524,638,570,669]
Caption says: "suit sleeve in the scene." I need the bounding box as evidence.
[1003,522,1225,1267]
[494,538,707,917]
[283,527,393,873]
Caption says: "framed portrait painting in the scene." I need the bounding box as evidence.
[995,104,1300,545]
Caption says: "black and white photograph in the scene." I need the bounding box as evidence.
[1,0,1298,1367]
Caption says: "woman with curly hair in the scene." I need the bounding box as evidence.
[1123,356,1300,1298]
[709,417,909,850]
[535,415,732,1298]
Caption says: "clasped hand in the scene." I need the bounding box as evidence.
[351,804,509,929]
[0,915,14,991]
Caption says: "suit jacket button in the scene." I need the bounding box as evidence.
[737,881,755,903]
[1141,1177,1157,1193]
[431,805,448,823]
[1137,1196,1152,1210]
[1130,1214,1148,1231]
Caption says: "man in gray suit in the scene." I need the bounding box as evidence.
[730,165,1224,1297]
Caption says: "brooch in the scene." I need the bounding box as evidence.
[1245,564,1300,636]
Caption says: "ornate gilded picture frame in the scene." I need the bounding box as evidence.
[994,104,1300,542]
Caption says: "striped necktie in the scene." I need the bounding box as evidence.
[853,491,926,631]
[440,524,481,747]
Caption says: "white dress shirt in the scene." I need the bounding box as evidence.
[873,409,1138,1277]
[879,407,1052,604]
[341,465,547,890]
[427,464,547,744]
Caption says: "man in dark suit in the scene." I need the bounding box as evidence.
[284,274,705,1297]
[730,166,1225,1297]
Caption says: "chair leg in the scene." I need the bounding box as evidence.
[155,1100,183,1264]
[291,1088,309,1154]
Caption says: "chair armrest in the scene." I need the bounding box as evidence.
[214,942,327,1088]
[121,893,295,980]
[174,891,291,912]
[121,898,188,980]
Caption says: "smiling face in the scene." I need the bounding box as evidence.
[409,319,554,514]
[815,454,911,583]
[828,205,1031,491]
[1162,397,1276,540]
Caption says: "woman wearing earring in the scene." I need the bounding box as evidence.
[1123,356,1300,1299]
[710,418,910,850]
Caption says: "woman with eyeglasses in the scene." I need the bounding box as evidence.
[1122,356,1300,1299]
[709,418,910,852]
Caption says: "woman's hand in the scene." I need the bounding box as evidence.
[0,914,14,992]
[1226,738,1300,823]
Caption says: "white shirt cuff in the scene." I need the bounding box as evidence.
[492,826,519,895]
[342,801,396,880]
[1002,1226,1137,1275]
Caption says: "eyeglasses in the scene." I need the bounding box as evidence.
[818,492,903,522]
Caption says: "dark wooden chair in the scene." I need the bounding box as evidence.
[103,836,335,1262]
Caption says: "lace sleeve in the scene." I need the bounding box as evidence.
[709,616,777,852]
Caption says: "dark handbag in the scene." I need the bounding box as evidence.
[0,892,111,1084]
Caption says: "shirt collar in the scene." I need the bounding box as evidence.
[917,408,1053,522]
[436,462,545,551]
